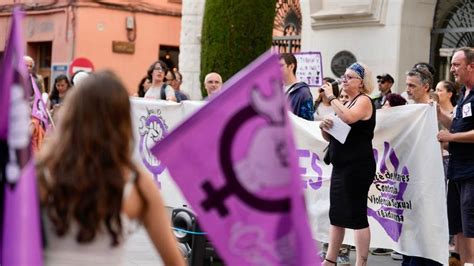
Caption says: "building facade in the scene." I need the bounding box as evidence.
[0,0,182,94]
[180,0,473,99]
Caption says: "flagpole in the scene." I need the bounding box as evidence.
[45,107,55,129]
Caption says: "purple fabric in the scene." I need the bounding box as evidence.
[0,8,43,266]
[2,161,43,266]
[151,52,318,266]
[0,8,29,140]
[31,75,50,127]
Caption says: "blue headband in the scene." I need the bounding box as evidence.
[348,63,365,80]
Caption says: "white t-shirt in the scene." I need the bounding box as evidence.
[314,104,334,121]
[144,84,175,100]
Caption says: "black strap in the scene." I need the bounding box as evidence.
[347,93,364,109]
[324,258,337,265]
[160,84,167,100]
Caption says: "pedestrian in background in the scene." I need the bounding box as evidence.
[166,70,188,102]
[135,76,151,98]
[314,77,340,121]
[279,53,314,121]
[437,47,474,266]
[24,55,46,94]
[373,73,394,110]
[204,72,223,98]
[144,60,177,102]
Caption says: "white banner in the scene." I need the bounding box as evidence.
[130,98,448,265]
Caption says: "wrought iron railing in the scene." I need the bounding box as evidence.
[272,35,301,53]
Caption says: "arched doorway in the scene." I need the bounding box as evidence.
[273,0,302,53]
[431,0,474,82]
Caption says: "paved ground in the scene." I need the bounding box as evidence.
[351,249,401,266]
[125,228,402,265]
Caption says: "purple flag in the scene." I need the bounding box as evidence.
[152,52,319,265]
[31,75,50,128]
[0,7,43,266]
[2,161,42,266]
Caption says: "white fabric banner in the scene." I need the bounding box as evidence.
[130,98,448,265]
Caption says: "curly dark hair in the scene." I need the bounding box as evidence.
[386,93,407,107]
[37,71,139,246]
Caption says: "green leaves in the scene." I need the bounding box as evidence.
[200,1,277,97]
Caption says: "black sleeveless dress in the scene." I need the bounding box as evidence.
[327,94,376,229]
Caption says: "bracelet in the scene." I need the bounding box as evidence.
[328,95,337,103]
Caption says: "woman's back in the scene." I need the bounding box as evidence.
[38,71,184,266]
[42,170,138,265]
[43,216,130,265]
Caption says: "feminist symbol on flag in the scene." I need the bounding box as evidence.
[201,84,291,217]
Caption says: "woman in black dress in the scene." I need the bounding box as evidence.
[319,62,376,266]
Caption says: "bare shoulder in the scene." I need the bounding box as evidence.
[123,166,160,219]
[359,94,374,105]
[352,94,374,120]
[136,167,158,192]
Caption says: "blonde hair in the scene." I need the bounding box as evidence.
[349,62,374,94]
[353,62,374,95]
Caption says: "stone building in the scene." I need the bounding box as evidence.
[180,0,473,99]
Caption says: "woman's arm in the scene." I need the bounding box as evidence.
[329,95,373,124]
[320,83,372,124]
[165,85,177,102]
[437,105,453,129]
[136,169,185,266]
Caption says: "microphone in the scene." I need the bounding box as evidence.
[319,79,341,93]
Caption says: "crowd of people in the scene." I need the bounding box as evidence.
[23,47,473,266]
[24,57,188,265]
[24,55,229,265]
[280,48,474,266]
[133,59,223,102]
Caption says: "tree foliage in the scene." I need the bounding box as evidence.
[200,1,276,97]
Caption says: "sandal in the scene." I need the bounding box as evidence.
[324,258,337,265]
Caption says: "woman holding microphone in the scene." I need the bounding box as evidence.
[319,62,376,266]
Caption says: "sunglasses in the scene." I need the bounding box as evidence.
[377,80,386,84]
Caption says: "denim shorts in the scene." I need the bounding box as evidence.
[447,178,474,237]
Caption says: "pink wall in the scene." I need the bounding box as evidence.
[0,7,72,60]
[0,0,182,94]
[74,6,181,93]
